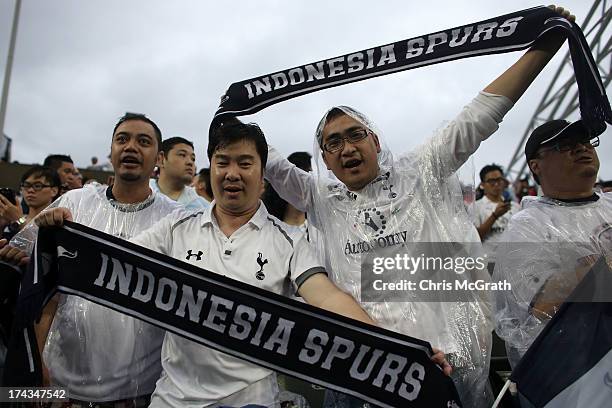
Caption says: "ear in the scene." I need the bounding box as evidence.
[50,186,59,197]
[372,132,382,154]
[156,151,165,168]
[528,159,540,178]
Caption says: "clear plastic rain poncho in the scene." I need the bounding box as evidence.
[265,91,513,408]
[10,183,180,401]
[493,193,612,369]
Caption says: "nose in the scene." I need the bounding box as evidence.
[575,141,591,150]
[123,137,139,152]
[340,139,358,156]
[224,162,241,181]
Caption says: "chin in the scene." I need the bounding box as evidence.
[117,172,143,182]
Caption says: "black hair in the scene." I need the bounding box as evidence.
[20,165,62,200]
[161,137,194,157]
[479,163,504,182]
[197,167,213,199]
[43,154,73,171]
[287,152,312,172]
[208,119,268,172]
[263,152,312,221]
[113,112,162,151]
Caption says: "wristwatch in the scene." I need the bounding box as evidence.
[8,216,27,233]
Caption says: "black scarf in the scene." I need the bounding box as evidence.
[4,221,462,408]
[212,6,611,135]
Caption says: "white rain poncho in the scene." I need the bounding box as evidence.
[10,183,181,401]
[265,91,513,408]
[493,192,612,369]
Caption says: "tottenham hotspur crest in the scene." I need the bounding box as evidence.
[354,207,387,238]
[256,252,268,280]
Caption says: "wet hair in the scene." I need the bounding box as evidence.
[112,112,162,150]
[43,154,73,171]
[161,137,194,156]
[208,119,268,172]
[479,163,504,182]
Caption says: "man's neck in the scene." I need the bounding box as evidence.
[157,173,185,201]
[283,204,305,226]
[112,180,152,203]
[485,193,503,203]
[545,189,595,200]
[213,203,259,238]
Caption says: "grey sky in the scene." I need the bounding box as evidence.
[0,0,609,184]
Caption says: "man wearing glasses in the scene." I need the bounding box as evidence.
[0,166,61,238]
[471,164,520,272]
[264,7,576,407]
[494,118,609,368]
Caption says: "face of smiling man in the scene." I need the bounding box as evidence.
[210,139,264,215]
[320,113,381,192]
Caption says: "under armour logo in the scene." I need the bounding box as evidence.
[57,246,78,259]
[186,250,203,261]
[256,252,268,280]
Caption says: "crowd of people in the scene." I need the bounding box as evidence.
[0,5,610,408]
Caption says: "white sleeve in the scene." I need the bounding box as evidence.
[130,209,185,255]
[290,235,327,293]
[400,92,513,179]
[265,145,316,214]
[470,200,487,227]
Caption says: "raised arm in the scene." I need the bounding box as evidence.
[483,6,575,102]
[265,145,316,215]
[408,6,575,180]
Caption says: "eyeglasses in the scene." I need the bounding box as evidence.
[537,136,600,156]
[484,177,506,185]
[21,182,53,191]
[322,129,370,153]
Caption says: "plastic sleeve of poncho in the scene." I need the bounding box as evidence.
[396,91,513,178]
[265,146,318,225]
[493,195,612,368]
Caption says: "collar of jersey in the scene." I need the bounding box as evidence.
[200,200,267,230]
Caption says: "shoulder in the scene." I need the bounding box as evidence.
[151,190,183,212]
[598,191,612,205]
[58,184,103,207]
[261,214,304,248]
[167,208,206,232]
[183,187,210,210]
[472,197,491,211]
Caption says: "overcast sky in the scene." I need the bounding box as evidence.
[0,0,610,185]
